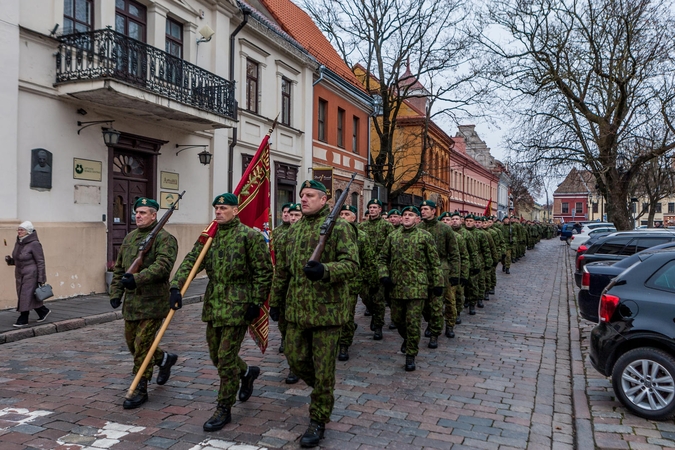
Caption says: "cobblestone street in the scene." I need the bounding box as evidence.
[1,238,675,449]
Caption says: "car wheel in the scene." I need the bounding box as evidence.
[611,347,675,420]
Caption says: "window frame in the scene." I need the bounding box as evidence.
[561,202,569,214]
[165,16,183,58]
[318,99,327,142]
[64,0,94,34]
[246,59,260,113]
[115,0,147,42]
[281,77,291,126]
[575,202,583,214]
[352,116,360,154]
[337,108,345,148]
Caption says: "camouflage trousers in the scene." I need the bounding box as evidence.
[338,295,358,347]
[445,286,457,325]
[456,284,465,313]
[503,248,512,269]
[422,292,444,337]
[391,298,423,356]
[487,266,496,291]
[362,284,386,329]
[124,319,165,381]
[285,323,341,424]
[205,322,248,406]
[278,309,288,343]
[466,271,484,306]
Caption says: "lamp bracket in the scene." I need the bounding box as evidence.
[77,120,115,134]
[176,144,208,156]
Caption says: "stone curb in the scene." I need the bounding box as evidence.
[0,293,204,345]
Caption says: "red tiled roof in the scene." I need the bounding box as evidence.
[554,168,596,194]
[258,0,364,90]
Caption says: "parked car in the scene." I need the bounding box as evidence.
[574,231,616,257]
[574,230,675,287]
[579,241,675,321]
[581,222,616,233]
[589,250,675,420]
[570,227,617,251]
[560,223,579,241]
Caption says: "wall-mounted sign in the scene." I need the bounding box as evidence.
[160,191,180,210]
[73,158,102,181]
[160,171,179,190]
[313,167,333,199]
[31,148,53,190]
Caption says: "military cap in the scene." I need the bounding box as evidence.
[388,208,401,216]
[438,212,451,221]
[289,203,302,212]
[450,210,462,217]
[340,204,357,214]
[134,197,159,211]
[420,199,436,209]
[300,179,327,194]
[281,202,293,211]
[401,205,420,216]
[212,193,238,206]
[465,213,476,220]
[367,198,383,207]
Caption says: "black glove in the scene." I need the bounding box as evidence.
[449,277,460,287]
[245,304,261,321]
[110,298,122,309]
[169,288,182,310]
[5,256,14,265]
[380,277,394,289]
[460,277,468,286]
[303,261,325,281]
[269,306,280,322]
[501,255,506,265]
[493,261,499,268]
[432,286,444,297]
[470,268,480,275]
[121,273,137,290]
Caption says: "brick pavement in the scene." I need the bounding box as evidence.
[0,238,669,449]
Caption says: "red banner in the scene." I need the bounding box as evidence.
[483,199,492,217]
[234,130,274,354]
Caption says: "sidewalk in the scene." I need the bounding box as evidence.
[0,277,208,344]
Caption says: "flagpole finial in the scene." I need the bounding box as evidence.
[269,114,279,135]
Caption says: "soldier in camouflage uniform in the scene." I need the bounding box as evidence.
[270,180,358,448]
[476,218,497,303]
[418,200,460,347]
[485,217,505,295]
[387,209,402,229]
[500,216,514,274]
[271,202,292,354]
[451,212,480,315]
[359,199,394,340]
[171,193,273,432]
[464,214,490,312]
[379,206,444,372]
[438,211,469,330]
[337,204,376,361]
[110,197,179,410]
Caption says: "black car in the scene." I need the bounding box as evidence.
[589,250,675,420]
[574,230,675,287]
[579,242,675,322]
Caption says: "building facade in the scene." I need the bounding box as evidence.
[553,168,595,224]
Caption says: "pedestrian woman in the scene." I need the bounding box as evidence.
[4,221,50,327]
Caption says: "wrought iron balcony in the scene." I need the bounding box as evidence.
[56,28,235,119]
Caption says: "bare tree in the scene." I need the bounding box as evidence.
[630,152,675,227]
[304,0,485,201]
[480,0,675,230]
[506,161,543,215]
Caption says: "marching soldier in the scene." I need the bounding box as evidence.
[359,199,394,340]
[463,214,489,312]
[272,202,291,354]
[170,193,273,432]
[270,180,358,448]
[449,212,479,315]
[387,209,402,229]
[110,197,179,410]
[379,206,444,371]
[440,212,470,327]
[485,217,505,296]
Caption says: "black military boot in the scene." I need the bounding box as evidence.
[364,308,371,316]
[488,289,495,295]
[502,265,506,272]
[400,340,407,353]
[424,326,431,338]
[389,322,397,329]
[123,378,148,409]
[464,300,469,308]
[405,355,416,372]
[279,342,284,353]
[156,352,178,385]
[455,314,462,325]
[484,292,490,301]
[338,345,349,361]
[477,299,485,308]
[505,268,510,274]
[203,401,231,432]
[373,327,383,340]
[300,419,325,447]
[370,316,375,331]
[428,336,438,349]
[445,326,455,338]
[238,366,260,402]
[285,371,299,384]
[469,305,476,315]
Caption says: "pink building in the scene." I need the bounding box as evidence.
[448,136,499,216]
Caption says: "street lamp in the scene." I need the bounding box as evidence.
[631,197,639,229]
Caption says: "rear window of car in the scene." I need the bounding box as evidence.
[596,237,632,255]
[646,259,675,292]
[635,237,675,253]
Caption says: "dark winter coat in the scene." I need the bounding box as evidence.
[8,231,46,312]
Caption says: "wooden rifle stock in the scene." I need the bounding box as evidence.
[126,191,185,275]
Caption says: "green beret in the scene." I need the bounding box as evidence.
[419,200,436,209]
[300,179,327,194]
[289,203,302,212]
[133,197,159,211]
[340,204,357,214]
[212,193,238,206]
[388,209,401,216]
[465,213,476,220]
[367,199,383,207]
[450,210,462,218]
[438,212,451,221]
[401,205,420,216]
[281,202,293,211]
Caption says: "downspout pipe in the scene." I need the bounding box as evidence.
[312,64,326,86]
[227,11,249,192]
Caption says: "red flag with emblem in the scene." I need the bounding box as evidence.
[233,118,277,354]
[483,199,492,217]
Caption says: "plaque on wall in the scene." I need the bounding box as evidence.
[313,167,333,199]
[160,191,181,210]
[160,171,179,190]
[30,148,53,190]
[73,158,102,181]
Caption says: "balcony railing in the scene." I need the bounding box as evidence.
[56,28,235,119]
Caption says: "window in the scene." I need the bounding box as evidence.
[643,202,649,212]
[352,116,359,153]
[575,202,583,214]
[165,17,183,58]
[646,259,675,292]
[115,0,146,42]
[636,237,673,253]
[592,202,598,213]
[337,108,345,148]
[669,203,675,213]
[246,59,259,113]
[351,192,359,218]
[562,202,569,214]
[281,78,291,126]
[597,237,632,255]
[335,189,343,199]
[656,203,662,213]
[64,0,94,34]
[318,99,327,142]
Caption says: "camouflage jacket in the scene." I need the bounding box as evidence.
[359,216,394,253]
[418,219,461,279]
[378,226,444,300]
[350,224,378,296]
[171,217,273,327]
[482,229,499,266]
[271,221,291,255]
[464,227,488,269]
[271,205,359,327]
[487,226,505,258]
[111,223,178,321]
[453,229,471,279]
[501,222,515,246]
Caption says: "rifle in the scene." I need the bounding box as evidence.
[307,173,356,264]
[126,191,185,275]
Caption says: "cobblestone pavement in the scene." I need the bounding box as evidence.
[0,238,672,449]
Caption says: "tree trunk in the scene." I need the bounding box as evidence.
[647,206,656,228]
[605,186,632,230]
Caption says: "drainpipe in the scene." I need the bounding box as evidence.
[227,11,249,192]
[312,64,326,86]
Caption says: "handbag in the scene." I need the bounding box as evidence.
[34,284,54,302]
